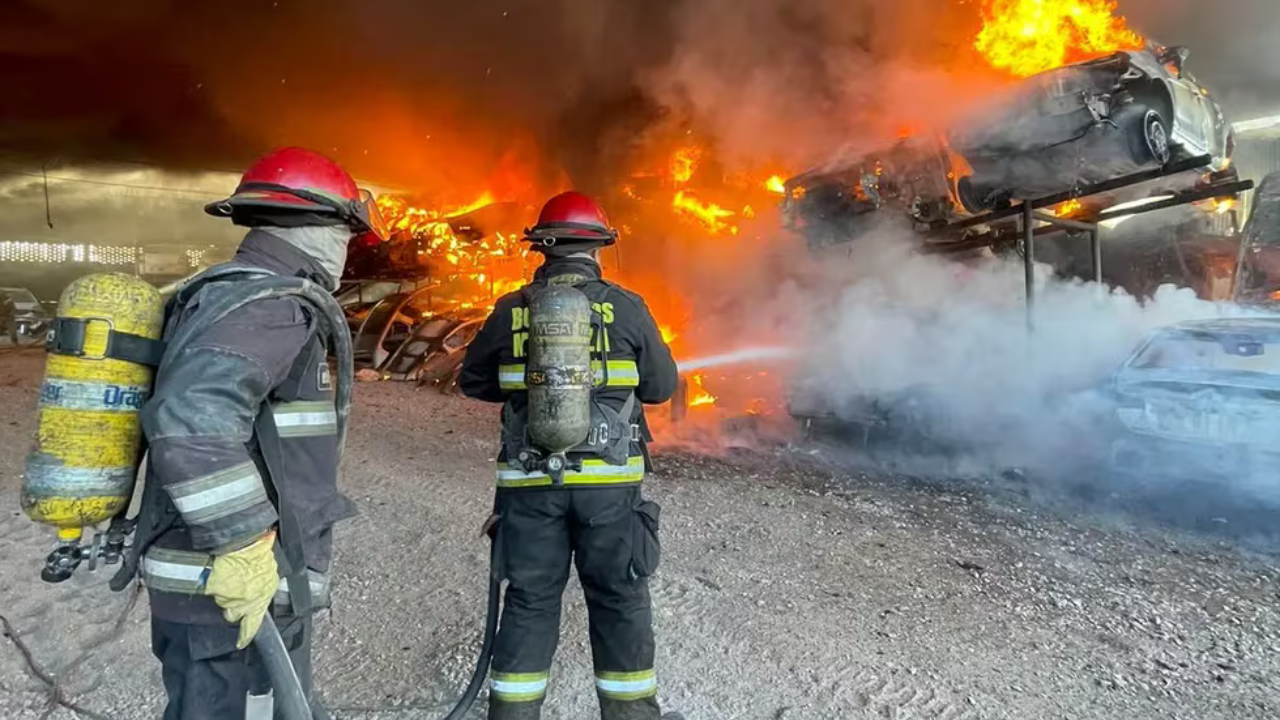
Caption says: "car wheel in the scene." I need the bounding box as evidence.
[1125,108,1171,165]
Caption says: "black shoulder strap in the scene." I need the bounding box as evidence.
[254,406,315,616]
[60,265,275,368]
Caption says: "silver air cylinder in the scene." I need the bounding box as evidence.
[526,284,594,456]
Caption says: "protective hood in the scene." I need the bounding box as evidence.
[259,225,351,290]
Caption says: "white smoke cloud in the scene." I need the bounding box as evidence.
[785,219,1256,475]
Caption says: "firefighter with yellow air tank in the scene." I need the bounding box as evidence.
[460,191,682,720]
[24,146,384,720]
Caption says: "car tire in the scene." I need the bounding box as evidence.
[1121,108,1171,165]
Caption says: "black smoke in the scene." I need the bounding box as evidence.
[0,0,1275,189]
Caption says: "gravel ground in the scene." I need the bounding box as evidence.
[1,348,1278,720]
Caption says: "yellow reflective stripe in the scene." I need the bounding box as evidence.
[498,364,526,390]
[595,360,639,388]
[496,456,645,488]
[491,671,550,702]
[496,361,639,390]
[595,669,657,700]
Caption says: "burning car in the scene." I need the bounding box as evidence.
[953,45,1235,213]
[1106,318,1280,489]
[783,45,1236,249]
[782,135,967,250]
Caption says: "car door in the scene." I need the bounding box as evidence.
[1165,73,1213,155]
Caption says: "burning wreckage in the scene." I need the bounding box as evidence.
[783,44,1241,257]
[335,139,793,415]
[780,39,1280,480]
[338,197,533,391]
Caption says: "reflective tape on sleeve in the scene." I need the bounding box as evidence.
[491,672,550,703]
[141,547,211,595]
[272,400,338,438]
[595,669,657,701]
[166,461,269,526]
[496,455,645,488]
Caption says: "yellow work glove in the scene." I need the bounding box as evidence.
[202,530,279,649]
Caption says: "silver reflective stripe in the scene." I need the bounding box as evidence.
[167,461,268,525]
[272,571,332,609]
[595,671,657,699]
[141,547,210,595]
[490,672,550,702]
[22,462,135,496]
[492,677,548,696]
[272,401,338,438]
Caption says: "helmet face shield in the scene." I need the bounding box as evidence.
[352,188,391,243]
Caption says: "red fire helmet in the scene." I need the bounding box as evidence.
[523,191,619,248]
[205,147,388,242]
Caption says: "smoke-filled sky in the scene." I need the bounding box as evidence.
[3,0,1276,193]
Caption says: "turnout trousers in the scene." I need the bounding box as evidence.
[488,485,664,720]
[150,614,317,720]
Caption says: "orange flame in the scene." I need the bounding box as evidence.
[1045,198,1085,217]
[1213,197,1236,215]
[670,147,703,185]
[672,190,739,235]
[374,191,533,306]
[659,325,679,344]
[688,373,717,407]
[765,175,787,195]
[975,0,1144,78]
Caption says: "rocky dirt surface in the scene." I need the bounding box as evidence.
[1,347,1278,719]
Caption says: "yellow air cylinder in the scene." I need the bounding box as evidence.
[22,273,164,545]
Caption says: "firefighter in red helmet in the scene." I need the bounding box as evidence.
[115,147,383,719]
[461,192,682,720]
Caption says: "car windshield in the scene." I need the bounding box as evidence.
[1129,333,1280,375]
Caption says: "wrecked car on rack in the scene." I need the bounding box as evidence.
[952,45,1235,214]
[782,44,1237,251]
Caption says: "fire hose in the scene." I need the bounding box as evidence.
[260,534,502,720]
[253,622,315,720]
[442,569,501,720]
